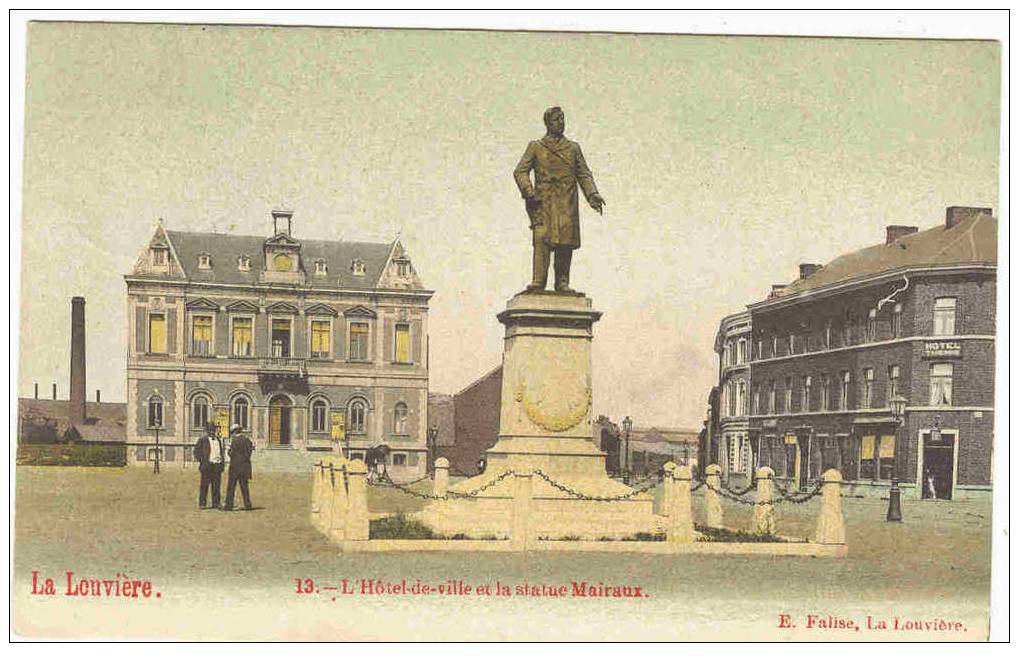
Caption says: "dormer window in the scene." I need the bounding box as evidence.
[351,259,366,276]
[197,253,212,270]
[396,260,411,278]
[315,259,328,276]
[151,247,167,266]
[237,255,251,272]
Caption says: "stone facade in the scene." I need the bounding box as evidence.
[714,311,752,485]
[711,207,996,500]
[124,211,433,478]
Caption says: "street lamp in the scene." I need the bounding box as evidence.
[887,393,908,522]
[621,416,633,484]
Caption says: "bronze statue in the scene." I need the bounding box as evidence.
[513,107,605,293]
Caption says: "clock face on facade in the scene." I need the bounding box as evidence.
[273,253,294,271]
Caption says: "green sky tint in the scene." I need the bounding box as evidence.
[19,23,1000,428]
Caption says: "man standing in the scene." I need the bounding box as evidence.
[193,422,224,509]
[224,423,254,511]
[513,106,605,293]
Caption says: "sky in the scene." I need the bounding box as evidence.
[17,23,1000,429]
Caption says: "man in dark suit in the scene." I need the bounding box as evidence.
[224,424,254,511]
[194,422,225,509]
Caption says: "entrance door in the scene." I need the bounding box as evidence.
[922,432,955,500]
[797,433,811,489]
[268,396,291,446]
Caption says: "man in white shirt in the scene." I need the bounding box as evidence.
[194,422,225,509]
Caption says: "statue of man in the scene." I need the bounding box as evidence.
[513,107,605,293]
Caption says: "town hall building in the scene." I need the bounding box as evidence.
[124,210,433,478]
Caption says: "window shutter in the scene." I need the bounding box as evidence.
[166,308,177,354]
[135,306,147,353]
[411,320,422,363]
[383,320,394,361]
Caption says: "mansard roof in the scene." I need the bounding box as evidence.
[769,211,996,301]
[162,230,397,290]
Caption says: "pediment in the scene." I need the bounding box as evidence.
[304,303,338,317]
[266,301,299,314]
[343,305,377,319]
[264,233,301,247]
[185,297,219,311]
[226,300,260,313]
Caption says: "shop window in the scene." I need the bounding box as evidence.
[878,435,896,480]
[859,435,876,479]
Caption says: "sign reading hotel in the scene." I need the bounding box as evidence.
[923,341,963,359]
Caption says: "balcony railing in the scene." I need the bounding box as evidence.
[258,356,307,377]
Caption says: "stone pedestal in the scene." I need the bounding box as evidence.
[415,292,659,540]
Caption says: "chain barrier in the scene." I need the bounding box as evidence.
[532,469,663,502]
[704,478,824,506]
[721,482,756,496]
[690,479,705,493]
[377,470,517,501]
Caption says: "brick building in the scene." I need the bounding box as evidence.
[124,211,433,478]
[712,206,996,500]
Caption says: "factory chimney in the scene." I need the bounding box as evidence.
[70,296,86,426]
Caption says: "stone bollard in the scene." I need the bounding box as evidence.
[511,471,532,551]
[704,464,724,529]
[320,461,337,535]
[661,461,675,517]
[310,461,323,525]
[434,457,450,497]
[814,468,846,545]
[328,460,350,542]
[665,462,695,545]
[344,459,370,542]
[752,466,777,537]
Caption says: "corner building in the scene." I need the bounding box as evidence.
[718,207,995,501]
[124,211,433,478]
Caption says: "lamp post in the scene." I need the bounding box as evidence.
[427,425,439,478]
[887,394,908,522]
[621,416,633,484]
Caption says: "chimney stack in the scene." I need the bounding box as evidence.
[70,296,86,427]
[799,263,822,280]
[34,383,38,399]
[886,225,918,244]
[946,206,992,230]
[52,384,57,400]
[96,389,101,403]
[271,209,294,236]
[769,284,788,298]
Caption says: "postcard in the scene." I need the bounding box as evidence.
[10,16,1005,642]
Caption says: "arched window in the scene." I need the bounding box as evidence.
[310,398,328,433]
[231,395,250,431]
[394,402,409,435]
[348,399,367,434]
[147,395,164,429]
[192,395,210,430]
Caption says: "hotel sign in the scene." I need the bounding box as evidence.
[923,341,962,359]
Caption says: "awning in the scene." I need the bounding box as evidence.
[853,416,897,425]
